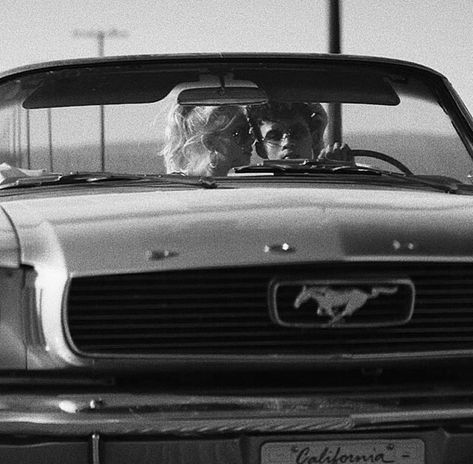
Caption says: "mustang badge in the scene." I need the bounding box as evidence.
[294,285,399,325]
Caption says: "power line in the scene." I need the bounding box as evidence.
[73,29,129,57]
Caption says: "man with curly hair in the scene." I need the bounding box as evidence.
[247,102,351,163]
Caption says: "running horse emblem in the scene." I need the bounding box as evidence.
[293,285,399,326]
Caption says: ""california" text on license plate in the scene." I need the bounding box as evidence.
[261,439,424,464]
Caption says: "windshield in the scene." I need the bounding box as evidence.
[0,59,471,183]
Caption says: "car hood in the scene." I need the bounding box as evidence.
[2,186,473,276]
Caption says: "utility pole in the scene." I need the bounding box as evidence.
[47,108,53,171]
[73,29,129,170]
[73,29,128,58]
[327,0,342,144]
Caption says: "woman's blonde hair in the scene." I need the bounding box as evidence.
[161,104,246,176]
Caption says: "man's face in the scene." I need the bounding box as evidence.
[258,116,313,160]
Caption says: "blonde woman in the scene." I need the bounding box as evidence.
[161,105,254,176]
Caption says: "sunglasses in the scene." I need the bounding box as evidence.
[262,124,310,146]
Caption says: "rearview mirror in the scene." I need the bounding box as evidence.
[177,87,268,106]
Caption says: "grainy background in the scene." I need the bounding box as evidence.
[0,0,471,111]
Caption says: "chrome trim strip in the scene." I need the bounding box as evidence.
[0,393,470,435]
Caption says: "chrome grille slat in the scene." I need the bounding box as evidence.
[70,325,473,336]
[66,263,473,355]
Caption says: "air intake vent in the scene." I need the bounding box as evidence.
[67,263,473,356]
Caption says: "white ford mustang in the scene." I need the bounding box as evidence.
[0,53,470,462]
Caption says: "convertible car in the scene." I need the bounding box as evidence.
[0,53,472,463]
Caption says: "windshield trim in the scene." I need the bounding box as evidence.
[0,53,446,84]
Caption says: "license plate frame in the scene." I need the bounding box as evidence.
[261,439,424,464]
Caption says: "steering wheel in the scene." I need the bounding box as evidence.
[350,149,413,175]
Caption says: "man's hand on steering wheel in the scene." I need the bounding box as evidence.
[317,142,355,165]
[318,144,413,175]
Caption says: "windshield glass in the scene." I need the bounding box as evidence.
[0,59,471,183]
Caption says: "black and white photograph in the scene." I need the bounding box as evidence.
[0,1,471,462]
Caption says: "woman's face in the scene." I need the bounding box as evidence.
[210,113,254,175]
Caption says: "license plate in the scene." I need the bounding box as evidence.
[261,439,424,464]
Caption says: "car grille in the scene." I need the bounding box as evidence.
[67,263,473,356]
